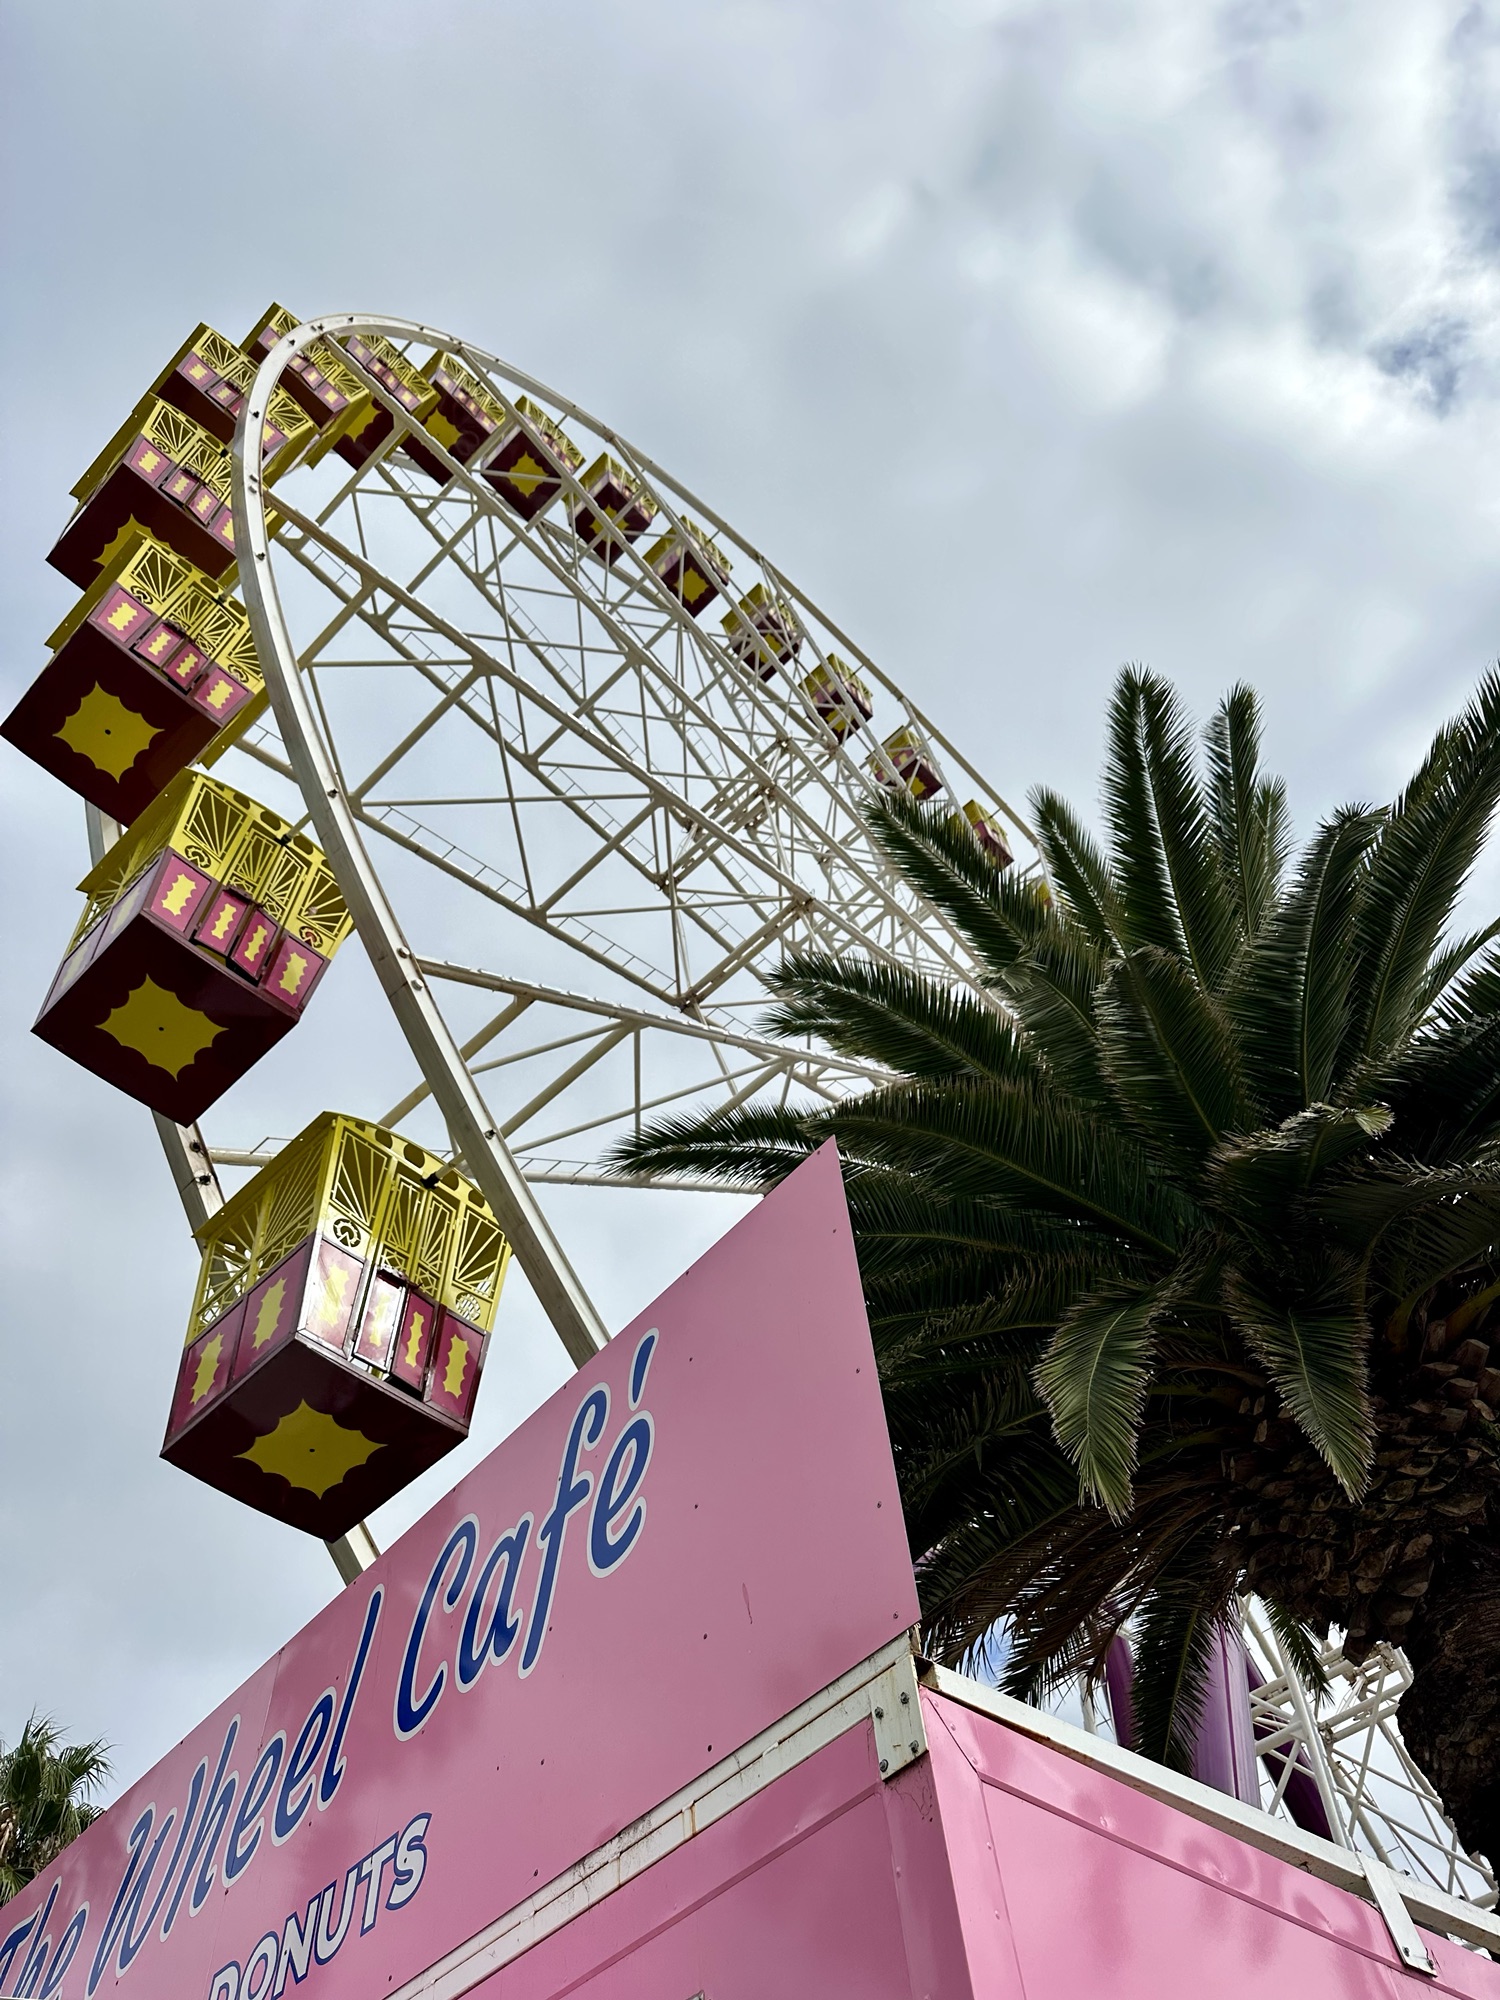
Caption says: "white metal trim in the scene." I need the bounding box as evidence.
[326,1521,381,1584]
[385,1635,923,2000]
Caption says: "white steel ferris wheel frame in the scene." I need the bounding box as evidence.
[122,313,1491,1911]
[218,311,1037,1368]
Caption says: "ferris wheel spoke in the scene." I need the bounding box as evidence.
[335,477,960,928]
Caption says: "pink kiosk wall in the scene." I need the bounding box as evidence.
[474,1702,1500,2000]
[2,1146,1493,2000]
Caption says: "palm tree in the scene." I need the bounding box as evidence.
[0,1717,110,1903]
[612,668,1500,1867]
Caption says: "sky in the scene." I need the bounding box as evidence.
[4,0,1500,1801]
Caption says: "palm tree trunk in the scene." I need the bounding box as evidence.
[1395,1545,1500,1873]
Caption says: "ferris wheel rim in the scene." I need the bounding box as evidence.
[240,312,1035,847]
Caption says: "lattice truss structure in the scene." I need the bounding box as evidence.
[1242,1607,1498,1911]
[1069,1604,1498,1913]
[213,319,1033,1186]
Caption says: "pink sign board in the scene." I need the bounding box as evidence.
[0,1143,918,2000]
[466,1713,968,2000]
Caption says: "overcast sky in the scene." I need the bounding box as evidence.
[4,0,1500,1800]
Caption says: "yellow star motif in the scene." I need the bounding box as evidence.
[97,978,224,1077]
[423,409,462,451]
[342,405,379,445]
[441,1331,470,1400]
[55,685,160,781]
[239,1402,383,1498]
[191,1333,224,1406]
[402,1305,428,1370]
[249,1276,287,1352]
[160,870,198,918]
[680,567,708,604]
[91,517,152,573]
[507,451,548,496]
[311,1263,351,1332]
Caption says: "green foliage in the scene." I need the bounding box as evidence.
[1035,1283,1166,1514]
[0,1716,110,1904]
[611,669,1500,1786]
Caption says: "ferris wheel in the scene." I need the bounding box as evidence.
[11,310,1492,1914]
[216,312,1036,1362]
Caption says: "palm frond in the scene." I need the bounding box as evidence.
[825,1080,1193,1254]
[1414,920,1500,1018]
[1103,669,1234,987]
[1031,788,1119,949]
[1095,946,1251,1167]
[1035,1281,1171,1515]
[1311,1152,1500,1253]
[760,952,1039,1083]
[608,1101,826,1185]
[993,936,1113,1100]
[1222,1266,1374,1497]
[1231,807,1382,1113]
[1344,670,1500,1065]
[1205,684,1287,943]
[1257,1597,1331,1698]
[1373,947,1500,1158]
[0,1716,110,1904]
[1203,1104,1393,1230]
[864,792,1113,1095]
[1130,1535,1239,1767]
[862,790,1049,978]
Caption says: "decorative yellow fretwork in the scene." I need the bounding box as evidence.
[441,1332,470,1400]
[55,686,160,781]
[239,1401,382,1498]
[190,1333,224,1406]
[250,1276,287,1351]
[680,567,708,605]
[97,979,223,1076]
